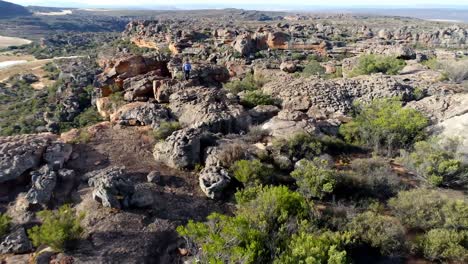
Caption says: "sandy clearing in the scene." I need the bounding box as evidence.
[0,36,32,49]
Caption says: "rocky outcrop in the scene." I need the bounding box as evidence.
[96,54,170,96]
[248,105,280,124]
[86,167,135,209]
[199,165,231,199]
[110,102,171,128]
[0,133,59,183]
[0,228,33,254]
[153,128,205,169]
[434,113,468,157]
[262,75,414,118]
[25,165,57,205]
[169,87,251,134]
[406,93,468,123]
[44,142,73,170]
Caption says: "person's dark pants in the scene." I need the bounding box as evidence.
[184,70,190,80]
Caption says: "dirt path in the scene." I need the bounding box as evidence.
[65,123,231,263]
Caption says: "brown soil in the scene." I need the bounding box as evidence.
[63,123,232,263]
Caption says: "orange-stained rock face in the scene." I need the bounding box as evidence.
[266,32,291,50]
[96,97,113,118]
[131,37,158,49]
[168,42,180,55]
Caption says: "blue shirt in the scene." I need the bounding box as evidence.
[183,63,192,71]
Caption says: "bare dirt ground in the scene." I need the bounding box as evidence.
[0,36,31,49]
[64,123,232,263]
[0,53,54,88]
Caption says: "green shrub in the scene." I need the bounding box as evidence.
[273,133,324,160]
[347,211,406,255]
[436,59,468,83]
[399,139,467,187]
[28,204,85,251]
[416,228,468,262]
[69,129,92,144]
[241,90,276,108]
[389,189,468,230]
[223,73,266,94]
[291,159,338,200]
[230,159,273,186]
[152,121,181,141]
[177,186,309,263]
[344,157,402,200]
[349,55,406,76]
[302,60,326,77]
[275,230,350,264]
[0,213,11,237]
[42,62,60,80]
[291,52,306,60]
[74,107,103,128]
[340,98,428,155]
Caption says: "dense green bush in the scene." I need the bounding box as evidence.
[291,159,338,200]
[74,107,103,128]
[177,186,309,263]
[42,62,60,80]
[340,98,428,155]
[416,228,468,262]
[399,139,467,187]
[347,211,406,255]
[273,133,324,160]
[275,230,350,264]
[302,60,326,77]
[389,189,468,230]
[230,159,273,186]
[0,213,11,237]
[349,55,406,76]
[152,121,181,141]
[223,73,266,94]
[28,204,85,251]
[241,90,276,108]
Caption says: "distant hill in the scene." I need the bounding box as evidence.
[0,0,32,18]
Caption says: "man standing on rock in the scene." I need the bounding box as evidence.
[183,59,192,81]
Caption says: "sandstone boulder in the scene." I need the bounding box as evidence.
[153,128,204,169]
[86,167,135,209]
[25,165,57,205]
[262,75,413,118]
[169,87,251,134]
[248,105,280,124]
[0,228,33,254]
[110,102,171,128]
[199,165,231,199]
[280,61,297,73]
[0,133,57,183]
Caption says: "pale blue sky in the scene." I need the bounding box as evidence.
[7,0,468,8]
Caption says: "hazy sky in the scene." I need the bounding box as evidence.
[7,0,468,8]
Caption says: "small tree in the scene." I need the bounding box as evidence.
[399,139,467,187]
[340,98,428,155]
[291,159,338,200]
[230,159,273,186]
[350,55,406,76]
[389,189,468,230]
[275,230,350,264]
[28,204,85,251]
[347,211,406,255]
[152,121,181,141]
[241,90,276,108]
[416,228,468,262]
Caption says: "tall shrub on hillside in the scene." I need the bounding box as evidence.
[340,98,428,155]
